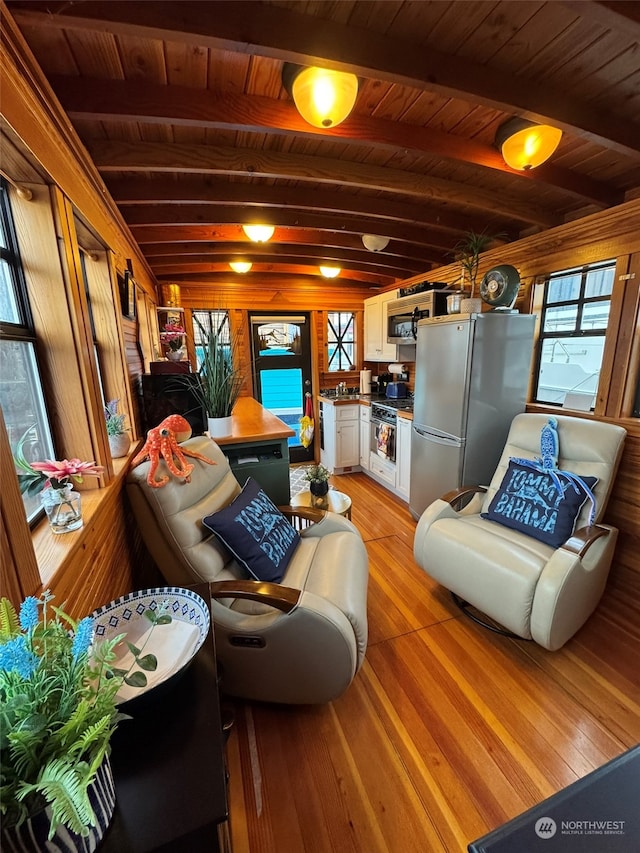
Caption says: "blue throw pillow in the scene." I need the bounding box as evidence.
[481,459,598,548]
[202,477,299,582]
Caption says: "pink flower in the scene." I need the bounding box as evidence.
[30,458,104,487]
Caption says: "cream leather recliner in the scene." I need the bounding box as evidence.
[126,436,368,704]
[414,413,626,651]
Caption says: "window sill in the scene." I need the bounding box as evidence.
[33,452,136,589]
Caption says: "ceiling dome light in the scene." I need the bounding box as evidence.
[242,224,275,243]
[283,63,358,129]
[319,265,341,278]
[229,260,252,273]
[362,234,390,252]
[496,118,562,171]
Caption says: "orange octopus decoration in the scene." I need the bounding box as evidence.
[130,414,216,488]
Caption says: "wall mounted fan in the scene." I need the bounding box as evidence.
[479,265,521,309]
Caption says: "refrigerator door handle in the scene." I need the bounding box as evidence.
[413,426,462,446]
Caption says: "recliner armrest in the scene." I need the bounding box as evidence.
[210,580,301,613]
[561,524,610,558]
[441,485,487,509]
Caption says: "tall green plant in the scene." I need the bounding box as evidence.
[452,230,505,297]
[192,315,243,419]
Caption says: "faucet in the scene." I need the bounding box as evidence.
[336,381,348,396]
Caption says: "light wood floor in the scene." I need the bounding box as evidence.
[226,472,640,852]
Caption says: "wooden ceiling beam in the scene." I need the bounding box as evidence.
[90,140,558,227]
[10,1,639,156]
[141,233,440,267]
[52,75,620,207]
[125,206,469,260]
[105,176,482,243]
[145,242,432,275]
[150,253,414,279]
[155,269,387,286]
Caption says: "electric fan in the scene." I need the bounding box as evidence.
[479,265,521,310]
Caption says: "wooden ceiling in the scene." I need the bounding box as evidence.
[5,0,640,297]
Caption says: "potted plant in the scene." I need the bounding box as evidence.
[104,398,131,458]
[189,315,244,438]
[0,591,171,850]
[160,320,185,361]
[304,463,330,497]
[452,230,505,312]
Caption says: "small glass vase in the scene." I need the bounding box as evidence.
[40,483,83,534]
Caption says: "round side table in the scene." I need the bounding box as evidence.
[290,488,352,520]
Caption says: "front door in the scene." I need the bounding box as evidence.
[250,313,314,463]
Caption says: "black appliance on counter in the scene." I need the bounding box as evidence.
[377,372,392,393]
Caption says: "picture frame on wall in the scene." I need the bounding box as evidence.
[120,269,136,319]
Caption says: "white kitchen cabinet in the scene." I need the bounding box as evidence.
[364,289,398,362]
[319,400,335,472]
[335,404,360,470]
[359,405,370,470]
[396,415,412,499]
[320,401,360,473]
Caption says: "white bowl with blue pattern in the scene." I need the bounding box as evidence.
[90,586,210,707]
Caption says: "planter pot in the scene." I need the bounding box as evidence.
[108,432,131,458]
[40,483,82,534]
[460,297,483,314]
[208,415,233,438]
[166,349,185,362]
[309,479,329,497]
[1,754,116,853]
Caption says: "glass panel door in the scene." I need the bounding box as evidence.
[250,314,313,463]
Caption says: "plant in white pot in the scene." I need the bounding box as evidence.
[104,399,131,458]
[190,315,244,438]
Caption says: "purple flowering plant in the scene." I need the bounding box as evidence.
[0,591,170,838]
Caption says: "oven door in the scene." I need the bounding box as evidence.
[371,418,396,463]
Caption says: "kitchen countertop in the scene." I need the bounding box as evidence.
[214,396,295,445]
[318,392,414,419]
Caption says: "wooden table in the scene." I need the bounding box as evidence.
[291,488,352,519]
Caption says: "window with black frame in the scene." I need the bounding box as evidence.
[533,260,615,409]
[327,311,355,371]
[0,180,57,523]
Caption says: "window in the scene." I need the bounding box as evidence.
[0,180,56,523]
[192,309,231,369]
[327,312,355,371]
[533,260,615,407]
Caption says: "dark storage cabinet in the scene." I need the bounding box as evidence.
[140,373,206,435]
[224,438,291,505]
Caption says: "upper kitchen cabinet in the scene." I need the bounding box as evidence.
[364,290,399,362]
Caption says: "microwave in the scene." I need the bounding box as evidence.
[386,291,448,343]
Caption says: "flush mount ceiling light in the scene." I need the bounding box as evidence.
[229,260,252,273]
[495,118,563,171]
[242,224,275,243]
[319,265,341,278]
[282,63,358,128]
[362,234,390,252]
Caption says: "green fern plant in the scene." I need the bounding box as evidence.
[0,591,171,839]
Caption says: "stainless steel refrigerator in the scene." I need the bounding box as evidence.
[409,312,535,520]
